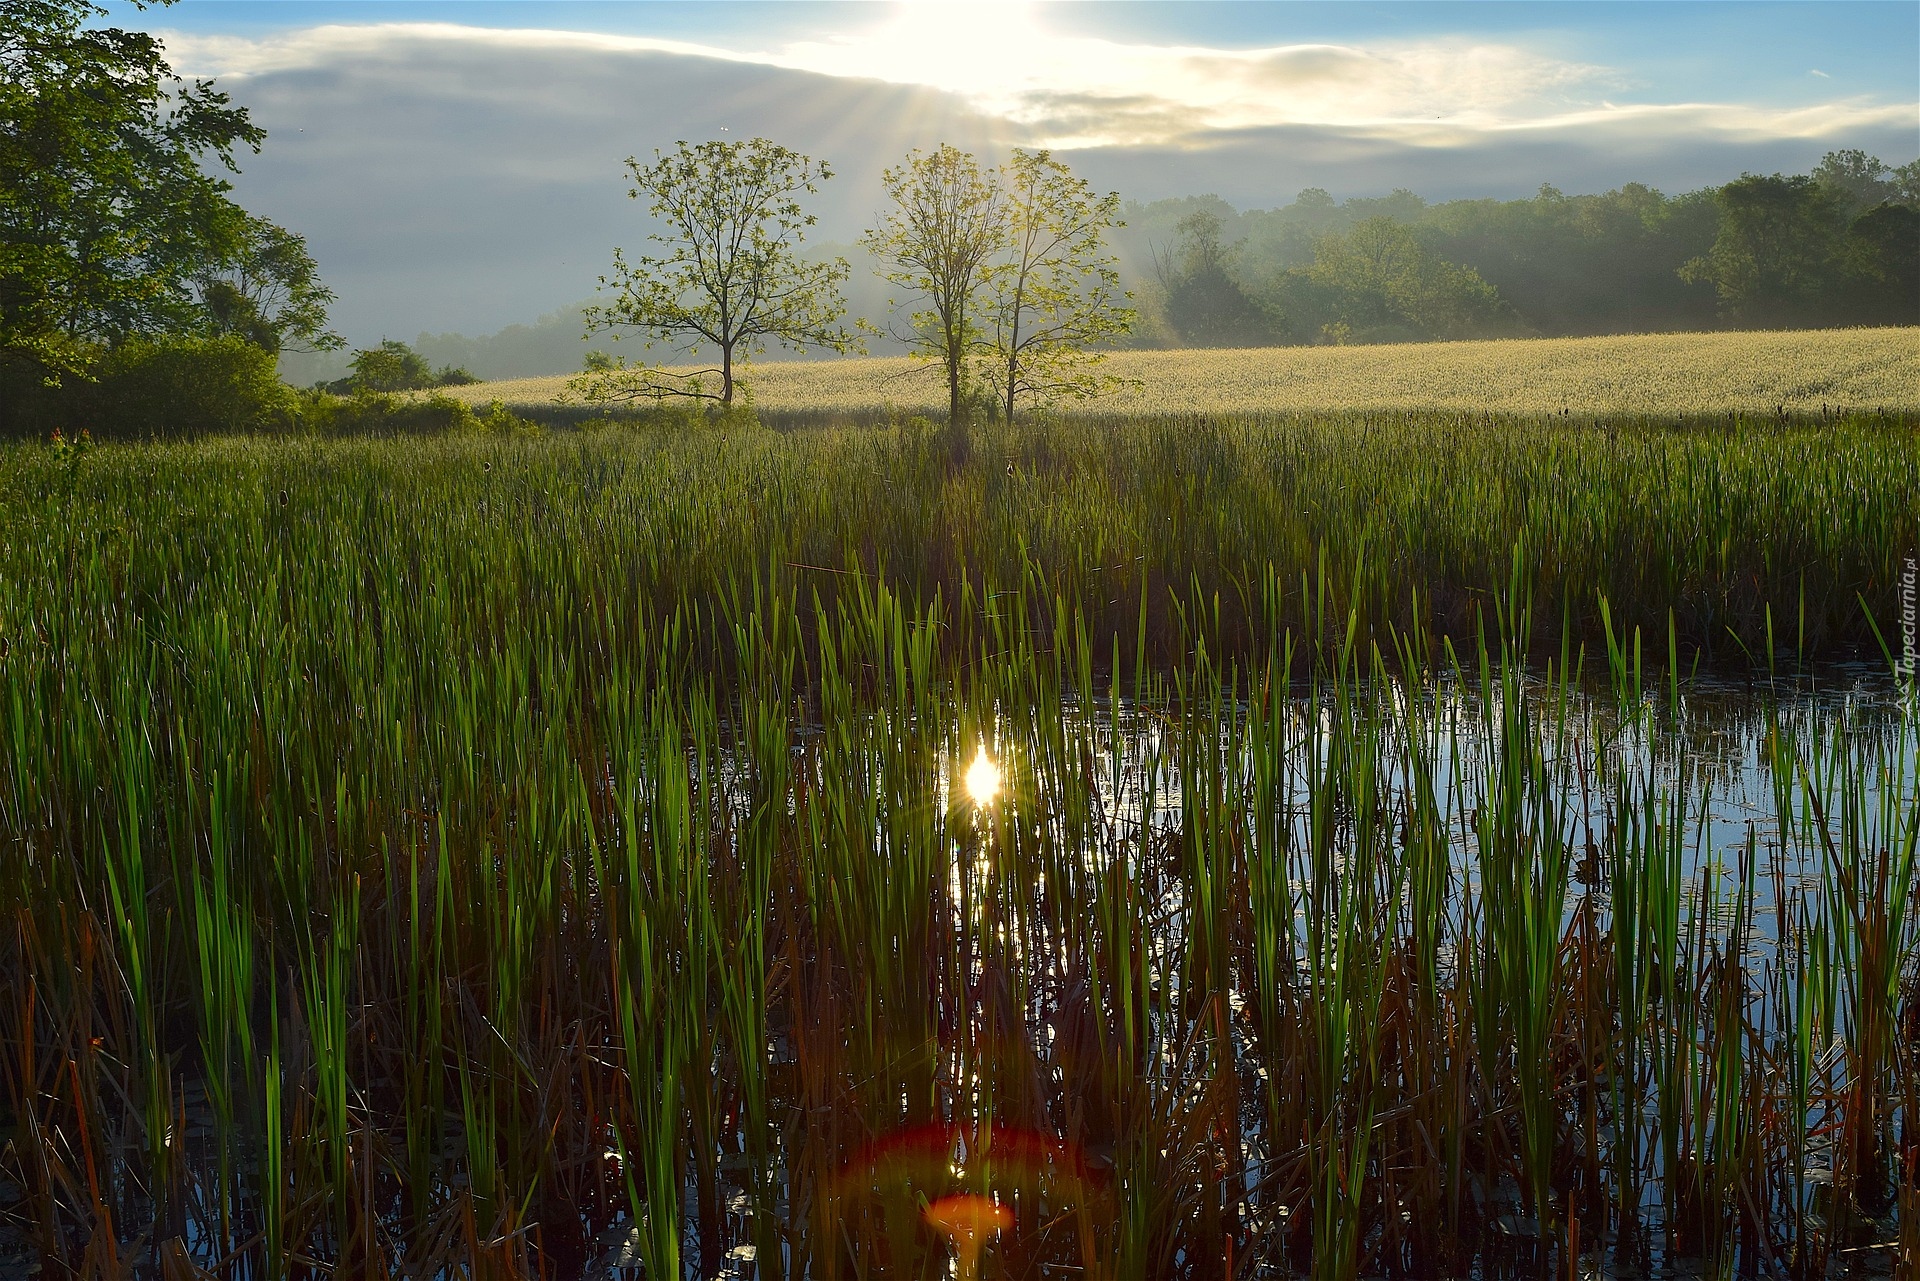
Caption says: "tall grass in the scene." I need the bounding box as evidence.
[0,412,1914,1277]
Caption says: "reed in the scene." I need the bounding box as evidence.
[0,412,1913,1278]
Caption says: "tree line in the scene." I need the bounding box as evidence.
[1126,151,1919,347]
[383,150,1916,388]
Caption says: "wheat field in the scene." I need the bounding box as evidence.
[440,326,1920,417]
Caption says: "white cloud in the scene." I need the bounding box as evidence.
[160,8,1912,150]
[162,22,759,79]
[754,5,1611,140]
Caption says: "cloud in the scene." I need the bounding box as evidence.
[154,21,1918,345]
[747,6,1616,141]
[169,11,1891,147]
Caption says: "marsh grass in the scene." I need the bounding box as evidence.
[0,412,1916,1278]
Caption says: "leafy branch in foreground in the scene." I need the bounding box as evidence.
[574,137,859,410]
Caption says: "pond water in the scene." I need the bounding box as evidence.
[4,665,1914,1280]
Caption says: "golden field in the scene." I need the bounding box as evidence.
[440,326,1920,417]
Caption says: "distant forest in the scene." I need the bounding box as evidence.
[292,149,1917,383]
[1114,147,1918,347]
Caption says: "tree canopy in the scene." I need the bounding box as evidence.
[193,211,341,356]
[1114,149,1917,344]
[862,143,1010,433]
[1,0,338,416]
[1154,210,1274,346]
[1303,217,1512,342]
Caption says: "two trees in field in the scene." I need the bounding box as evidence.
[578,139,1133,425]
[866,145,1134,429]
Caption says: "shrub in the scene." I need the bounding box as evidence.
[84,334,296,438]
[305,391,541,437]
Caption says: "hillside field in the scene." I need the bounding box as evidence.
[440,326,1920,417]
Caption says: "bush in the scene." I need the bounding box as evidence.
[321,340,481,394]
[305,390,540,437]
[84,335,296,438]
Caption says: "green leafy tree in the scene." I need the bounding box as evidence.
[193,211,342,355]
[1410,183,1717,336]
[1891,160,1920,207]
[1680,174,1849,325]
[1838,202,1920,326]
[0,0,266,384]
[88,333,294,437]
[863,143,1010,433]
[334,339,434,393]
[1812,149,1896,217]
[1154,209,1273,346]
[578,137,856,409]
[979,149,1135,420]
[1305,217,1510,341]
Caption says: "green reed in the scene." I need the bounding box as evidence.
[0,413,1914,1278]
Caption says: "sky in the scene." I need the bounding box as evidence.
[106,1,1920,346]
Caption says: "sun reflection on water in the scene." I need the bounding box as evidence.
[964,744,1002,807]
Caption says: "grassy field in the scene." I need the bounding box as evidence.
[441,326,1920,418]
[1,411,1917,1278]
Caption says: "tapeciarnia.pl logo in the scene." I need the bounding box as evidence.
[1898,556,1917,686]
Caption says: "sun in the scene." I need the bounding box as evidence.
[786,1,1043,106]
[886,1,1038,84]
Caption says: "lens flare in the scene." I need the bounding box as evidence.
[924,1193,1012,1281]
[964,745,1001,806]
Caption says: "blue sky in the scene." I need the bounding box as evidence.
[105,1,1919,344]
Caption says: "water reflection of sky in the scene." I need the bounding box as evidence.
[718,664,1913,1001]
[913,665,1916,978]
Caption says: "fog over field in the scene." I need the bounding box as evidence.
[138,2,1919,348]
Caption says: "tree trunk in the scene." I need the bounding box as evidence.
[1004,278,1025,423]
[945,314,969,469]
